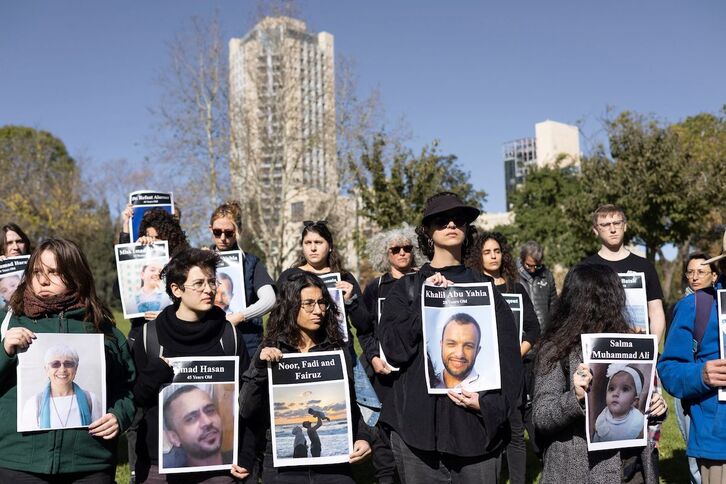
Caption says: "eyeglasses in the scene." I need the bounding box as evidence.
[685,269,713,279]
[300,299,328,313]
[596,220,625,230]
[303,220,328,228]
[389,245,413,255]
[183,279,218,292]
[430,215,468,228]
[48,360,77,369]
[523,262,542,271]
[212,229,235,239]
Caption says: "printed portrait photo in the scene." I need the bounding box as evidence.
[17,333,106,432]
[214,265,245,315]
[587,362,652,445]
[271,381,352,466]
[159,383,236,473]
[328,288,348,342]
[117,249,171,319]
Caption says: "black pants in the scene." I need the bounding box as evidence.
[0,468,115,484]
[372,424,397,483]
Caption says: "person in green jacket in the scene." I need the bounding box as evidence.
[0,238,136,482]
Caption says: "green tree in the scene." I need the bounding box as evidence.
[352,133,486,230]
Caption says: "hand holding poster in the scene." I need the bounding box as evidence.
[422,282,500,394]
[17,333,106,432]
[501,293,523,344]
[581,333,658,451]
[0,255,29,308]
[115,242,172,319]
[619,272,649,334]
[159,357,239,474]
[268,350,353,467]
[717,290,726,402]
[215,251,246,313]
[129,190,174,241]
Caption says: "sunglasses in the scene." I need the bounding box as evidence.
[303,220,328,228]
[431,215,468,228]
[212,229,235,238]
[48,360,77,369]
[389,245,413,255]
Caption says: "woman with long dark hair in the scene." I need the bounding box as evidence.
[465,231,540,484]
[0,223,31,258]
[239,272,372,483]
[533,264,666,483]
[0,238,135,482]
[378,192,522,482]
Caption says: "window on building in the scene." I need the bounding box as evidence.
[291,201,305,222]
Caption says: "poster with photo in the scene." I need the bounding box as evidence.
[501,293,523,344]
[377,298,399,371]
[268,350,353,467]
[0,255,29,309]
[17,333,106,432]
[115,242,172,319]
[618,272,649,334]
[421,282,500,394]
[315,273,348,342]
[318,273,340,288]
[158,357,239,474]
[717,290,726,401]
[215,251,246,314]
[129,190,174,241]
[581,333,658,451]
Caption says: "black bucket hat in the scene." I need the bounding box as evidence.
[421,192,480,226]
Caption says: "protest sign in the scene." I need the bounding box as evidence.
[501,293,523,344]
[618,272,649,334]
[215,251,246,314]
[129,190,174,241]
[0,255,29,308]
[115,242,171,319]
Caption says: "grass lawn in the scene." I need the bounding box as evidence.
[112,313,691,483]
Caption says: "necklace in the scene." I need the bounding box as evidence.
[50,390,75,427]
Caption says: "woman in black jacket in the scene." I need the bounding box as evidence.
[239,272,372,483]
[466,231,540,484]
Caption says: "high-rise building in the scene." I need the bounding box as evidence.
[503,120,580,210]
[229,16,337,226]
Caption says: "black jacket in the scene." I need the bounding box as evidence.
[495,281,541,348]
[131,305,255,471]
[378,263,523,457]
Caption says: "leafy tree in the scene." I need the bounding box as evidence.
[352,133,486,230]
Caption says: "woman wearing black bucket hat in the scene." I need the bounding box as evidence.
[378,191,522,483]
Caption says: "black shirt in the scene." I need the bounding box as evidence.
[582,253,663,301]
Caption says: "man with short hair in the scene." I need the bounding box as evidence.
[581,204,666,341]
[162,385,232,468]
[518,241,557,331]
[435,313,482,389]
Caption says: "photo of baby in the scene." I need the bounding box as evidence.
[587,362,652,444]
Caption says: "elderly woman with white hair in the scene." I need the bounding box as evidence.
[22,343,103,430]
[360,224,421,484]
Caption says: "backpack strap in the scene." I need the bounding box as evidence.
[143,319,163,357]
[219,322,238,356]
[693,287,716,353]
[0,309,12,340]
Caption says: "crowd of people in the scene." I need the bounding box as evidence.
[0,192,724,483]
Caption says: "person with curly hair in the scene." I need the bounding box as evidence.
[208,201,276,356]
[361,224,421,484]
[533,264,666,484]
[239,272,372,483]
[378,191,522,482]
[465,231,540,484]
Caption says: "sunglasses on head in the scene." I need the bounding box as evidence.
[389,245,413,255]
[212,229,235,238]
[48,360,77,369]
[303,220,328,228]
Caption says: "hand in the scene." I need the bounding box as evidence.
[135,235,157,245]
[425,272,454,288]
[349,439,372,463]
[0,255,6,261]
[121,203,133,233]
[227,312,245,326]
[646,391,667,418]
[230,464,250,479]
[3,327,36,356]
[143,311,160,321]
[260,347,284,362]
[573,363,592,402]
[88,413,119,439]
[336,281,354,301]
[371,356,392,375]
[702,359,726,388]
[447,389,480,410]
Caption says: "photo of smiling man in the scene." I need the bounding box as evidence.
[161,384,234,470]
[434,313,482,389]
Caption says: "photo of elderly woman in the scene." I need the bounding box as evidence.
[17,334,106,432]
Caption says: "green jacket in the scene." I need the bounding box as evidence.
[0,308,136,474]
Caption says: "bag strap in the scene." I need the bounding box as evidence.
[693,287,716,352]
[0,309,12,340]
[219,322,238,356]
[143,319,163,358]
